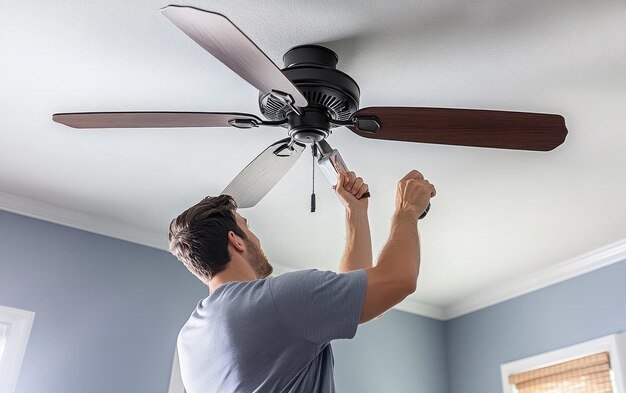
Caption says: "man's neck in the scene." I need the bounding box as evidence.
[208,258,257,293]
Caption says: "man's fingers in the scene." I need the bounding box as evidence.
[404,178,436,198]
[355,184,369,199]
[351,177,364,193]
[401,169,424,181]
[335,170,346,190]
[335,170,371,202]
[344,171,357,190]
[416,180,436,197]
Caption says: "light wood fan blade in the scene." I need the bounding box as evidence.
[161,5,307,107]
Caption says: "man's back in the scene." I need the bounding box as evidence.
[178,269,367,393]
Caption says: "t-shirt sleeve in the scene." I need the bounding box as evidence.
[268,269,367,344]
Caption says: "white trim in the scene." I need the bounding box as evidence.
[0,305,35,393]
[168,348,185,393]
[617,334,626,391]
[444,238,626,320]
[1,191,626,320]
[500,333,626,393]
[394,296,446,320]
[0,191,167,250]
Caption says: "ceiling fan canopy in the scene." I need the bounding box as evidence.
[52,5,569,208]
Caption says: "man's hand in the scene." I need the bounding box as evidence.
[395,170,436,218]
[334,170,369,211]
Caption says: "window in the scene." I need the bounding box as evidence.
[510,352,613,392]
[0,305,35,393]
[501,334,626,393]
[0,322,9,361]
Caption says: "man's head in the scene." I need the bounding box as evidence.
[168,195,272,285]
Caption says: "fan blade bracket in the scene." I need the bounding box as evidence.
[353,116,381,133]
[273,140,305,157]
[270,90,303,115]
[273,143,292,157]
[228,118,259,129]
[331,116,381,133]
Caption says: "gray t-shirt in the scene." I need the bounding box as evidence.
[177,269,367,393]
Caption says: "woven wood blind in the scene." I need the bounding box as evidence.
[509,352,613,392]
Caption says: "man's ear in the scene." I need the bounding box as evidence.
[227,231,246,252]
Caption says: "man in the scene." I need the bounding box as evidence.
[169,169,436,393]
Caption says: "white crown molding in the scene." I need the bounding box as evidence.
[394,296,446,320]
[444,237,626,320]
[2,191,625,321]
[0,191,167,250]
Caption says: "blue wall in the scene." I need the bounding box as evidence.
[0,210,207,393]
[334,310,449,393]
[0,210,448,393]
[446,259,626,393]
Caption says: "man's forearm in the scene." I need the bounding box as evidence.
[376,211,420,286]
[339,208,373,272]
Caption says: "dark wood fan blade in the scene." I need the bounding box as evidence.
[222,138,305,208]
[161,6,307,107]
[348,107,568,151]
[52,112,262,129]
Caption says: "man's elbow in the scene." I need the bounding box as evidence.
[401,278,417,296]
[376,266,418,297]
[391,275,417,299]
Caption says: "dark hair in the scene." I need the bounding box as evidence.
[168,195,247,282]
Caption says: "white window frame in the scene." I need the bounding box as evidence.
[0,305,35,393]
[501,333,626,393]
[168,348,185,393]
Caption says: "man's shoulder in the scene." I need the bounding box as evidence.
[270,269,336,281]
[195,280,275,315]
[270,268,320,278]
[268,269,359,295]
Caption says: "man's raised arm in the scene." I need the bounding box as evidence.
[335,171,373,272]
[359,170,436,323]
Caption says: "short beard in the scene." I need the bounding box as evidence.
[243,238,273,279]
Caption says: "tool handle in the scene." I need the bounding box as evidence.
[419,202,431,220]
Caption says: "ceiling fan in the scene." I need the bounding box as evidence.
[52,5,568,214]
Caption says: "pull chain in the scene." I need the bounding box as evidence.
[310,144,317,212]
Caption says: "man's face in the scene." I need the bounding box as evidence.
[235,213,273,279]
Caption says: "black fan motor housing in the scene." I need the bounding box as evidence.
[259,45,360,124]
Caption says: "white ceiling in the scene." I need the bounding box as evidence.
[1,0,625,319]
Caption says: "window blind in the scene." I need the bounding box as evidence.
[509,352,614,393]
